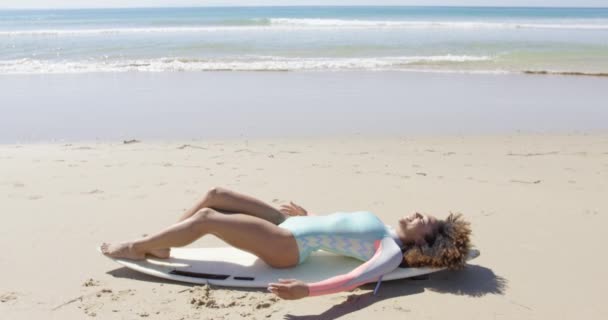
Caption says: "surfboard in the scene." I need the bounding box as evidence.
[100,247,480,288]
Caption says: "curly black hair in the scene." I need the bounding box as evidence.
[402,212,472,269]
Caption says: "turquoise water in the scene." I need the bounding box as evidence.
[1,6,608,74]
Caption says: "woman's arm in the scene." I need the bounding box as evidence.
[279,201,316,216]
[307,237,402,296]
[268,237,402,299]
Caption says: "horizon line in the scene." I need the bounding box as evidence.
[2,5,608,10]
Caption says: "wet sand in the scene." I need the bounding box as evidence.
[1,71,607,143]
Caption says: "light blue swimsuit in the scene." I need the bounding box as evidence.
[278,211,402,263]
[277,211,405,296]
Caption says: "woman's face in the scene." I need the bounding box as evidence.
[398,212,439,245]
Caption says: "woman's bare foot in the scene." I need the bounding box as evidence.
[100,242,146,260]
[148,248,171,259]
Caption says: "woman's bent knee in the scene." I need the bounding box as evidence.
[207,186,230,197]
[188,208,217,231]
[204,186,229,202]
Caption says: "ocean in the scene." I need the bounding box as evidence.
[1,6,608,75]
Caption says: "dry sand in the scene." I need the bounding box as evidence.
[1,134,607,319]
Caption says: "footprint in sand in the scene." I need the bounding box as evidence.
[82,278,101,287]
[188,285,279,314]
[480,210,495,217]
[583,209,599,216]
[177,144,207,150]
[510,179,541,184]
[77,288,136,317]
[0,292,18,303]
[84,189,104,195]
[393,305,411,312]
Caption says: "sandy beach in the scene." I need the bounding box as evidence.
[1,132,607,319]
[3,4,608,319]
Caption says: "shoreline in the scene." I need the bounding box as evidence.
[3,69,608,77]
[522,70,608,77]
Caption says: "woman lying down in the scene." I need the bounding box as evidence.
[101,187,472,300]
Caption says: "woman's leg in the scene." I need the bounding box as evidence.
[101,208,299,268]
[178,187,288,225]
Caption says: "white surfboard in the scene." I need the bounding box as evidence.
[100,247,480,288]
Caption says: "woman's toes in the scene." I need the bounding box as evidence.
[101,242,145,260]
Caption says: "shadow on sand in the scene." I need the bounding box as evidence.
[107,263,506,320]
[283,264,507,320]
[106,267,268,293]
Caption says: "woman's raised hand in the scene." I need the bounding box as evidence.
[279,201,308,216]
[268,279,309,300]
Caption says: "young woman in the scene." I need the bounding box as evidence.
[101,187,472,300]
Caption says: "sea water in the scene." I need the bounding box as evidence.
[1,6,607,74]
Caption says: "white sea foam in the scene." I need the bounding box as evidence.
[269,18,608,30]
[0,27,256,36]
[0,55,493,74]
[2,19,607,36]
